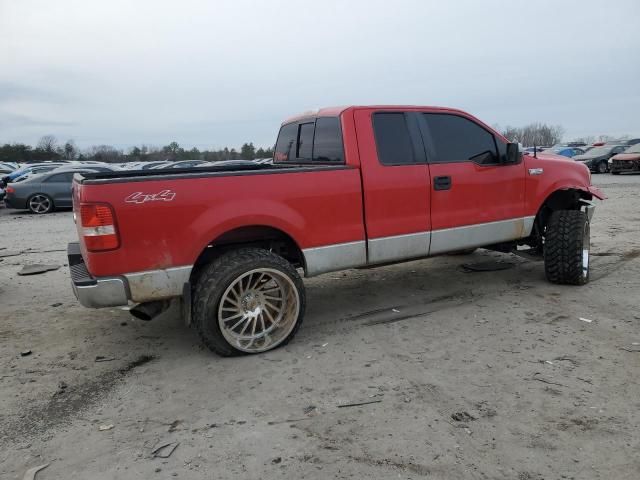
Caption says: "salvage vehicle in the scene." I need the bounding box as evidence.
[67,105,604,356]
[608,143,640,174]
[4,166,116,214]
[572,145,628,173]
[544,146,585,158]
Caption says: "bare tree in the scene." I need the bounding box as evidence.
[87,145,122,163]
[37,135,58,154]
[501,123,564,147]
[61,140,78,160]
[571,136,595,145]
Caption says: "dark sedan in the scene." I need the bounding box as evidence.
[4,167,115,214]
[572,145,628,173]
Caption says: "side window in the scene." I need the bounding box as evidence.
[372,113,415,165]
[44,173,73,183]
[274,123,297,162]
[313,117,343,162]
[297,123,314,160]
[424,114,498,164]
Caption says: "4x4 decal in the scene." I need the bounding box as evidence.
[125,190,176,204]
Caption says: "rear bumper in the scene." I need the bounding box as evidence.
[68,243,129,307]
[68,242,192,308]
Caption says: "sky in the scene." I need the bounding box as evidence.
[1,0,639,151]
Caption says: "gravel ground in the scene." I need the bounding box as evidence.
[1,174,639,479]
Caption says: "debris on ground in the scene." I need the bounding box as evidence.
[50,302,63,307]
[337,399,382,408]
[272,457,282,464]
[95,356,117,362]
[579,317,593,323]
[168,420,181,432]
[303,405,317,415]
[99,424,114,431]
[55,381,68,395]
[20,349,32,357]
[530,373,566,387]
[22,463,49,480]
[619,345,640,353]
[461,261,514,272]
[451,411,476,422]
[151,441,179,458]
[17,264,61,276]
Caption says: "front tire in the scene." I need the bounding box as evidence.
[544,210,589,285]
[28,194,53,214]
[597,161,608,174]
[192,248,306,356]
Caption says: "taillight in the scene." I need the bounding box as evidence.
[6,186,14,194]
[80,203,120,251]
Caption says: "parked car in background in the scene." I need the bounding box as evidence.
[4,166,117,214]
[605,138,640,146]
[573,145,628,173]
[1,162,67,186]
[1,162,19,174]
[150,160,209,169]
[543,146,585,158]
[609,143,640,174]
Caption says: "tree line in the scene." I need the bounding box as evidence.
[0,136,274,163]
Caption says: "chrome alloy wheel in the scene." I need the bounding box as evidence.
[218,268,300,353]
[29,194,52,214]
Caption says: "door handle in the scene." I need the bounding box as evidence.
[433,176,451,191]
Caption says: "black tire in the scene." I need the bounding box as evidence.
[597,161,607,174]
[544,210,589,285]
[27,193,54,214]
[192,248,306,356]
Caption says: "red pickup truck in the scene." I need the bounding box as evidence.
[69,105,604,356]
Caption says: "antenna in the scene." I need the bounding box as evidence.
[534,142,537,158]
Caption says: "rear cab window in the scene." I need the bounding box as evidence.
[372,112,416,165]
[274,117,344,164]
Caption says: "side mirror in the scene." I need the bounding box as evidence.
[506,142,522,164]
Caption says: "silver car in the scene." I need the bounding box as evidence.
[4,166,115,214]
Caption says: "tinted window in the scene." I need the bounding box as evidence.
[274,123,297,162]
[297,123,314,160]
[45,172,74,183]
[313,117,343,162]
[425,114,498,164]
[372,113,415,165]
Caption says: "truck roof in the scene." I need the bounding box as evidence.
[282,105,471,125]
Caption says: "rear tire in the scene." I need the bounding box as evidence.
[27,194,53,214]
[192,248,306,356]
[544,210,589,285]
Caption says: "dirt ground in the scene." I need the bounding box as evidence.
[1,174,639,480]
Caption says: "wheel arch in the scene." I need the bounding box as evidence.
[529,187,593,248]
[190,225,306,284]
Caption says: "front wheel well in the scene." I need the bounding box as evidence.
[190,226,305,283]
[528,188,592,251]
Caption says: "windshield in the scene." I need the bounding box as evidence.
[584,146,613,156]
[623,144,640,154]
